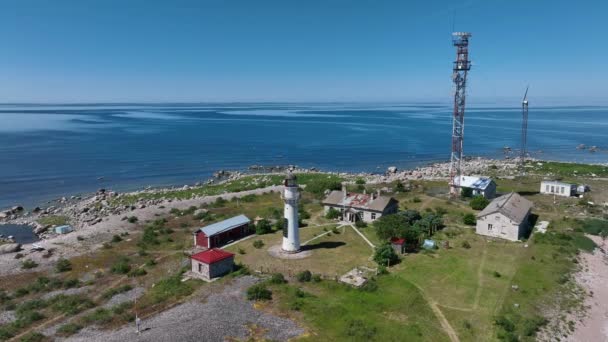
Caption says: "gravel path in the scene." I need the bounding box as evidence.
[0,310,15,324]
[41,286,92,300]
[102,287,144,308]
[62,276,304,342]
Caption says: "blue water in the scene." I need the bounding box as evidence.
[0,224,39,244]
[0,103,607,209]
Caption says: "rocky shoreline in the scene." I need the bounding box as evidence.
[0,157,519,245]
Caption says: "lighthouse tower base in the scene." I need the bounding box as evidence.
[267,245,312,260]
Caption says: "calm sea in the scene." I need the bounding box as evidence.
[0,103,606,209]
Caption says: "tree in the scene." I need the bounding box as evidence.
[374,214,409,240]
[463,213,477,225]
[325,207,340,220]
[296,270,312,282]
[400,209,422,224]
[255,219,273,235]
[355,178,366,185]
[402,226,423,250]
[298,205,311,220]
[416,213,444,236]
[373,243,399,266]
[470,195,490,210]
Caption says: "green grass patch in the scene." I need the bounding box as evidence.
[527,160,608,178]
[36,215,69,226]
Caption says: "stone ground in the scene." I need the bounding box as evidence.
[60,276,304,342]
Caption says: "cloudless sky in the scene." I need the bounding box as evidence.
[0,0,606,103]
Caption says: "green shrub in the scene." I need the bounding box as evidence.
[146,259,157,267]
[311,274,322,282]
[128,268,147,277]
[355,178,366,185]
[237,248,246,255]
[462,241,472,249]
[255,219,273,235]
[57,323,83,336]
[55,258,72,273]
[63,279,81,289]
[296,270,312,282]
[268,273,287,284]
[111,235,123,243]
[354,220,367,228]
[325,208,340,220]
[18,332,46,342]
[111,257,132,274]
[470,196,490,210]
[463,213,477,225]
[21,259,38,269]
[493,271,501,278]
[82,308,112,324]
[49,295,95,315]
[102,285,134,299]
[373,244,399,266]
[127,216,138,223]
[252,240,264,249]
[345,319,377,339]
[147,274,193,304]
[412,197,422,203]
[246,284,272,301]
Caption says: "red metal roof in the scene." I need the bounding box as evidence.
[390,237,406,245]
[191,248,235,264]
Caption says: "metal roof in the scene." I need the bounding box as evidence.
[191,248,234,264]
[322,190,397,212]
[541,180,574,187]
[477,192,533,224]
[458,176,494,190]
[199,214,250,237]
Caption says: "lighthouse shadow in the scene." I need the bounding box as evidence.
[301,241,346,251]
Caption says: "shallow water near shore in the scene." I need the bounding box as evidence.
[1,103,607,209]
[0,224,39,244]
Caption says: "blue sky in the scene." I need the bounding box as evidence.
[0,0,606,103]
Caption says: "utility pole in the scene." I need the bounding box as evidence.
[449,32,472,197]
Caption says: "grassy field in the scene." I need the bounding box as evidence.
[3,173,605,341]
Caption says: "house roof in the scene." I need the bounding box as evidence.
[477,192,533,224]
[390,237,406,245]
[458,176,494,190]
[191,248,235,264]
[322,190,397,212]
[198,214,250,237]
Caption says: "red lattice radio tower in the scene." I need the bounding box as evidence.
[449,32,472,196]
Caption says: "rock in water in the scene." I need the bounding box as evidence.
[0,243,21,254]
[387,166,398,174]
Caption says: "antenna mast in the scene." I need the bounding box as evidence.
[519,86,529,175]
[449,32,472,196]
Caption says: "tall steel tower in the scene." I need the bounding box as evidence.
[519,86,529,175]
[449,32,472,196]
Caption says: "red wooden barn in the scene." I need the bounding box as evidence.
[193,214,252,248]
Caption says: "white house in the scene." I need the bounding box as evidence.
[322,190,399,223]
[540,180,576,197]
[476,192,533,242]
[458,176,496,199]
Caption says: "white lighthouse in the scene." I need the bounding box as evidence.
[281,169,300,253]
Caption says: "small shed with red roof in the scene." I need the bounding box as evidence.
[390,237,406,254]
[190,248,235,280]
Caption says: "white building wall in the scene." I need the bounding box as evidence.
[540,181,574,197]
[191,260,210,280]
[476,213,521,242]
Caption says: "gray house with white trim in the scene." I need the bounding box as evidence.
[476,192,533,242]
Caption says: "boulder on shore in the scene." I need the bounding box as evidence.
[0,243,21,254]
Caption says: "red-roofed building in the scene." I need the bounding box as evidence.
[390,237,406,254]
[190,248,235,280]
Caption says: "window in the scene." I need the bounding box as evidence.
[371,213,376,220]
[488,224,493,231]
[545,185,550,192]
[550,186,555,193]
[561,187,565,194]
[198,263,202,273]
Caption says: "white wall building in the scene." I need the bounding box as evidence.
[322,190,399,223]
[540,180,576,197]
[476,192,533,242]
[458,176,496,199]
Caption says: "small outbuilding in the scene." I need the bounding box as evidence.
[194,215,252,248]
[190,248,235,281]
[54,225,74,234]
[390,237,406,254]
[458,176,496,199]
[540,180,576,197]
[476,192,533,242]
